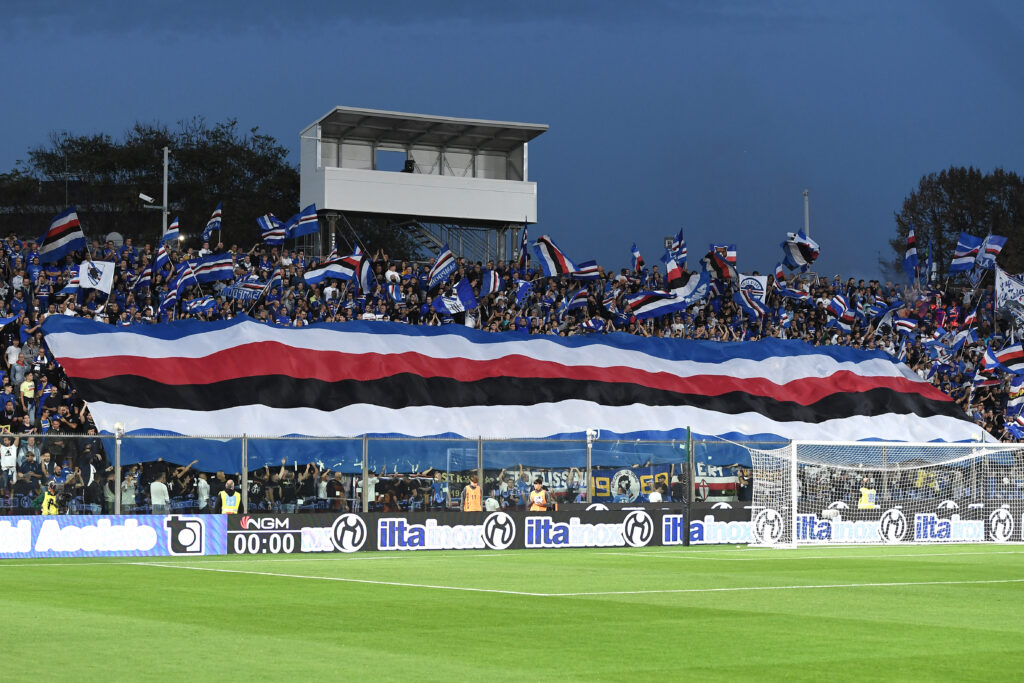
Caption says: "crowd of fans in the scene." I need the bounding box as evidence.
[0,228,1013,513]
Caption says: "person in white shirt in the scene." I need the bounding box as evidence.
[648,485,664,503]
[4,340,20,369]
[197,473,211,512]
[0,436,17,493]
[150,472,170,514]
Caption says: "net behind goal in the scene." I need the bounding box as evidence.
[748,441,1024,546]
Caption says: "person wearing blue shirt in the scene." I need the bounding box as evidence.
[612,484,630,503]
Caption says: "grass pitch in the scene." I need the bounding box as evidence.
[4,544,1024,681]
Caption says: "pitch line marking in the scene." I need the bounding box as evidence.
[136,562,552,596]
[131,562,1024,597]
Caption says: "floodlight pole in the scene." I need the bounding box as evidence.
[161,146,169,236]
[803,189,810,237]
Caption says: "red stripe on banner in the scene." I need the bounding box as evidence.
[43,220,81,242]
[58,344,953,406]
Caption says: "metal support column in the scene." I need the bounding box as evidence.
[114,434,122,515]
[361,435,369,513]
[585,432,594,503]
[477,437,484,498]
[241,435,249,514]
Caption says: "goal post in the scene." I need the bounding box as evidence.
[748,441,1023,546]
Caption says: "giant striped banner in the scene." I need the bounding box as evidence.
[41,316,985,442]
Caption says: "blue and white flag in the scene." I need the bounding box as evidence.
[514,279,533,306]
[433,278,478,314]
[533,235,578,277]
[184,295,218,315]
[670,229,686,264]
[162,217,181,244]
[189,252,235,284]
[258,213,285,246]
[780,229,819,272]
[581,318,605,333]
[37,207,87,264]
[202,202,222,242]
[304,248,359,285]
[223,279,266,303]
[154,243,171,272]
[571,260,601,281]
[894,316,918,336]
[517,226,529,270]
[283,204,319,240]
[734,288,767,318]
[131,264,152,292]
[902,224,918,282]
[976,233,1008,270]
[428,244,457,290]
[386,283,405,303]
[631,243,644,272]
[565,288,590,312]
[951,328,978,353]
[357,253,376,294]
[58,273,80,298]
[480,269,504,297]
[949,232,984,273]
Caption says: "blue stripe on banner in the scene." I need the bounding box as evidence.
[42,312,909,367]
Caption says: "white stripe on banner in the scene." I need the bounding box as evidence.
[84,400,982,442]
[45,321,915,385]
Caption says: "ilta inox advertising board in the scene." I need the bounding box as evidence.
[228,510,689,554]
[687,502,1023,545]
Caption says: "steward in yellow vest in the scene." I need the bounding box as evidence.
[219,481,240,514]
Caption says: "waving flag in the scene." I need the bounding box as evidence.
[949,232,983,273]
[223,279,267,303]
[902,224,918,282]
[514,280,533,306]
[1007,376,1024,417]
[976,233,1008,270]
[162,217,181,245]
[996,343,1024,374]
[265,266,284,295]
[533,235,578,277]
[571,260,601,281]
[565,288,590,312]
[951,328,978,353]
[581,318,605,333]
[701,248,737,282]
[828,295,849,319]
[427,244,457,290]
[154,243,171,272]
[42,316,987,443]
[304,248,357,285]
[781,229,819,272]
[184,295,217,315]
[631,243,644,272]
[283,204,319,239]
[480,269,504,297]
[386,283,405,304]
[78,261,115,294]
[963,305,978,327]
[709,244,737,265]
[189,253,235,284]
[894,316,918,336]
[58,273,80,298]
[202,202,222,242]
[131,264,153,292]
[432,278,478,314]
[517,226,529,270]
[258,213,285,246]
[159,286,178,313]
[38,207,87,263]
[735,288,767,318]
[357,253,376,293]
[670,229,686,264]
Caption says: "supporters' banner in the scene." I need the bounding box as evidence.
[42,315,987,443]
[222,279,266,303]
[227,510,687,553]
[78,260,115,293]
[0,515,227,559]
[590,465,672,502]
[995,266,1024,329]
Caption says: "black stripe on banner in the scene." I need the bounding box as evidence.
[69,374,971,424]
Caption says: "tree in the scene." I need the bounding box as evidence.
[0,118,299,249]
[888,166,1024,278]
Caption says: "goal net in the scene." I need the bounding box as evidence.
[748,441,1024,546]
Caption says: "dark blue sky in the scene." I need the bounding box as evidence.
[3,1,1024,279]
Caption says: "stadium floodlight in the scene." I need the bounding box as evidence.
[138,192,155,204]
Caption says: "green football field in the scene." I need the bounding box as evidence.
[4,544,1024,681]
